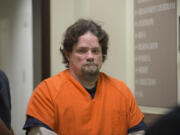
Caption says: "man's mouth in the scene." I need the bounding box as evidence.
[85,63,96,66]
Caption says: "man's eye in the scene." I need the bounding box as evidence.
[92,49,100,54]
[77,49,86,53]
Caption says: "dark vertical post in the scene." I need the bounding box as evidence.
[41,0,50,80]
[33,0,50,88]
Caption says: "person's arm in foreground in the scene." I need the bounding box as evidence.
[0,119,13,135]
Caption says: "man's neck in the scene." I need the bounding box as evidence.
[69,70,99,89]
[79,78,97,89]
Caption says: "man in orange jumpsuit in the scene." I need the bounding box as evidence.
[23,19,146,135]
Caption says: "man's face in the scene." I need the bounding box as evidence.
[66,31,103,78]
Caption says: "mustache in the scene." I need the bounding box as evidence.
[83,63,97,66]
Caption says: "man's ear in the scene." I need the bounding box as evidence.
[64,51,70,61]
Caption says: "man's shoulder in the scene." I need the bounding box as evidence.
[0,70,10,94]
[0,70,8,83]
[0,70,5,76]
[46,70,68,84]
[0,69,6,75]
[100,72,127,87]
[100,72,132,96]
[34,70,70,99]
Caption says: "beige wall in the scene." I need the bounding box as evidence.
[51,0,74,75]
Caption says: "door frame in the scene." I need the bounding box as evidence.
[33,0,50,87]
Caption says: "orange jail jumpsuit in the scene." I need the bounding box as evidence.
[26,69,144,135]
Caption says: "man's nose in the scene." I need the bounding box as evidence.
[86,51,94,61]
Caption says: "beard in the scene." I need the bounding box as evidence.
[81,63,100,76]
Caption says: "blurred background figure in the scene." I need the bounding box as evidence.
[145,106,180,135]
[0,70,13,135]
